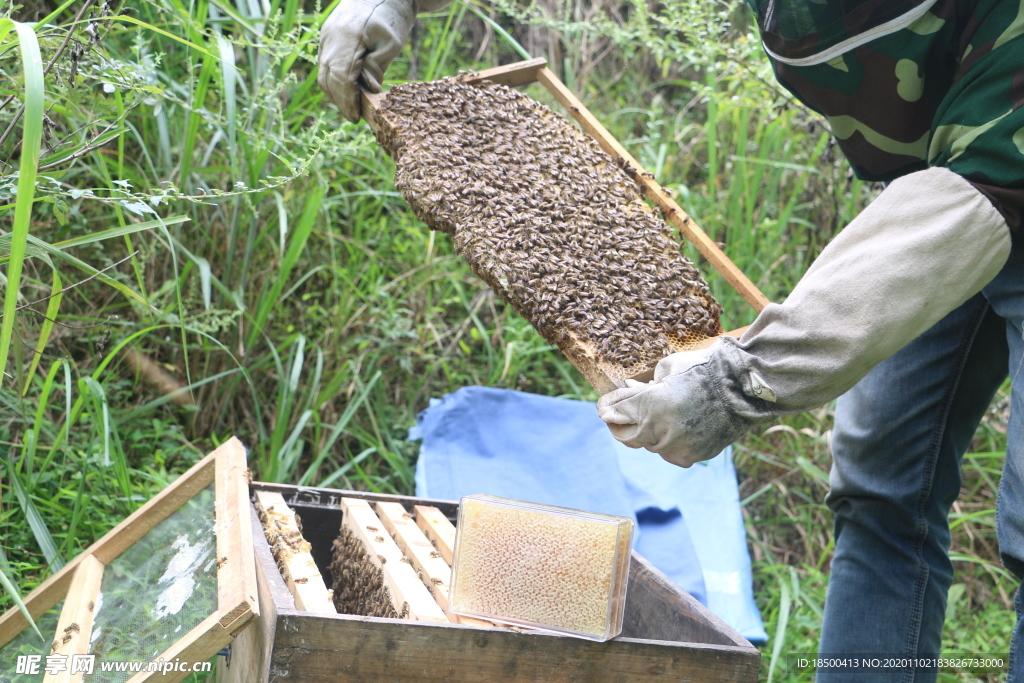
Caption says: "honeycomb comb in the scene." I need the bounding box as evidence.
[449,494,633,641]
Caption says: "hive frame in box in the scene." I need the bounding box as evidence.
[0,438,258,683]
[221,481,760,683]
[361,57,771,393]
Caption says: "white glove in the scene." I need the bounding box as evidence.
[597,345,769,467]
[599,167,1012,467]
[318,0,453,122]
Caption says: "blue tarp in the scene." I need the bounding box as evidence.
[410,386,767,645]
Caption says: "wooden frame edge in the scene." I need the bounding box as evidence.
[43,555,104,683]
[215,437,259,627]
[341,498,449,623]
[253,490,336,614]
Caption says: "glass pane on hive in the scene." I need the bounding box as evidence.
[88,485,218,683]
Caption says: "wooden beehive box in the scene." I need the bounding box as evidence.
[220,481,760,682]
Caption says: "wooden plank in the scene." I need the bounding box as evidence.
[341,498,448,623]
[42,555,104,683]
[362,91,385,138]
[124,612,229,683]
[534,66,769,314]
[413,505,456,565]
[374,502,492,628]
[254,490,336,614]
[218,504,281,683]
[215,437,259,629]
[271,610,761,682]
[249,482,460,517]
[622,551,747,647]
[452,57,549,88]
[375,502,451,601]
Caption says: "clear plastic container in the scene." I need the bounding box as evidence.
[449,494,634,641]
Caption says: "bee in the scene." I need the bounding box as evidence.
[217,556,229,569]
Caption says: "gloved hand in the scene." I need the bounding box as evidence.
[597,345,770,467]
[598,167,1012,467]
[318,0,452,122]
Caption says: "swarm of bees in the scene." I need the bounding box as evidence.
[375,78,722,375]
[329,526,407,618]
[256,501,312,586]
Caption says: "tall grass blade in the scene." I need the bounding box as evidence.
[248,185,325,346]
[462,2,531,59]
[46,216,189,251]
[766,569,791,683]
[0,21,44,386]
[109,16,212,54]
[59,463,91,557]
[0,545,43,641]
[83,378,112,467]
[21,270,62,395]
[299,369,383,486]
[4,455,64,571]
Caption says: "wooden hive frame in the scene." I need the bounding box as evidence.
[361,57,770,394]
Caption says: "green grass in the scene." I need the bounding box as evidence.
[0,0,1015,680]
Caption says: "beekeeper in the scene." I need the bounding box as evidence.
[317,0,1023,678]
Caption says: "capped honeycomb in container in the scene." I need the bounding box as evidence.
[372,78,723,390]
[448,494,633,641]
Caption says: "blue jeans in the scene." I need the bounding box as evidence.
[817,244,1024,683]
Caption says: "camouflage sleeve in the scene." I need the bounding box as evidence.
[927,0,1024,239]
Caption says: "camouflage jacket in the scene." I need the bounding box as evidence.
[747,0,1024,237]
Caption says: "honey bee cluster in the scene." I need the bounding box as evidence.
[330,526,405,618]
[451,497,631,638]
[375,78,722,373]
[255,500,310,586]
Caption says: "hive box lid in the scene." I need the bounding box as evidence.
[0,438,257,683]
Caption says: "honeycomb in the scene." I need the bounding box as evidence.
[449,495,633,641]
[373,78,723,384]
